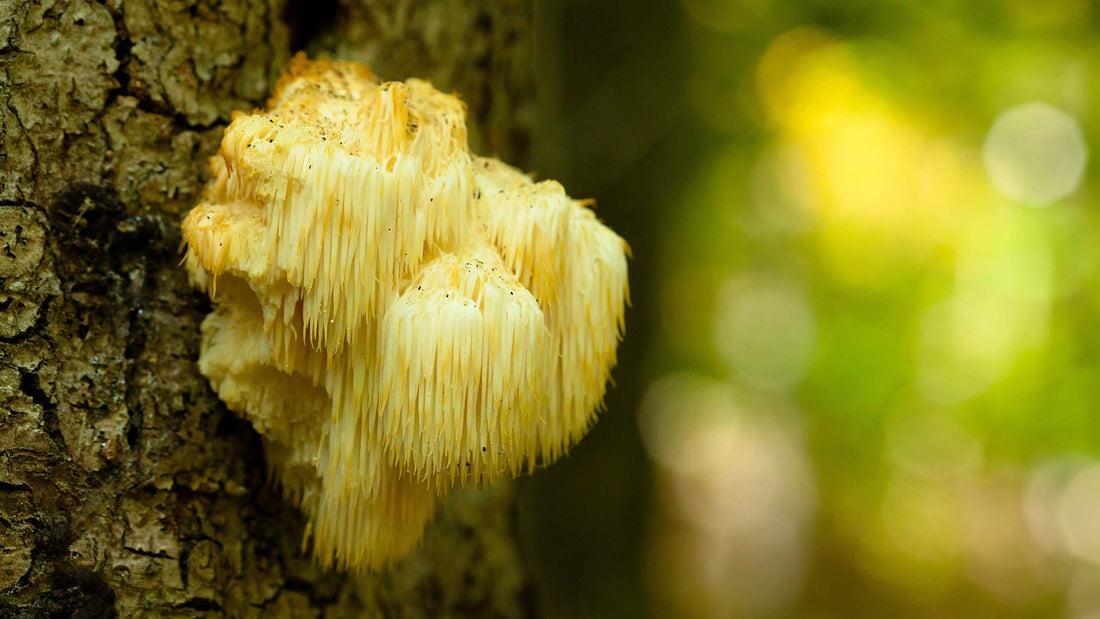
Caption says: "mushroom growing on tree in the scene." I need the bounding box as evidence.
[181,54,630,572]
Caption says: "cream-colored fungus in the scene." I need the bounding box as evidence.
[182,54,629,571]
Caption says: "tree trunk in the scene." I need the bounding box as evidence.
[0,0,536,616]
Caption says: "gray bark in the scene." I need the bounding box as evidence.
[0,0,536,616]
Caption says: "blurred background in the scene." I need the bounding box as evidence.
[517,1,1099,618]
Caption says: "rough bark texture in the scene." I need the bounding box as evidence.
[0,0,536,616]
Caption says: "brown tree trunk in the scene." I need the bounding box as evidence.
[0,0,536,616]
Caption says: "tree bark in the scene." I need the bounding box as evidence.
[0,0,536,616]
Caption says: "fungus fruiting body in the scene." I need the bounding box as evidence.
[182,55,629,571]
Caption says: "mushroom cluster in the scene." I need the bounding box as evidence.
[181,55,629,571]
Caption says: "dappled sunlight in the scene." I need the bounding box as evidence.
[639,3,1100,617]
[757,28,990,288]
[639,373,815,618]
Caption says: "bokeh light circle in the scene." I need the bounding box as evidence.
[982,102,1088,206]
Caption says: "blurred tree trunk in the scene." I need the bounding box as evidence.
[0,0,535,616]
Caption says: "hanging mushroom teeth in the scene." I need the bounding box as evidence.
[477,163,631,461]
[377,246,548,488]
[181,53,629,572]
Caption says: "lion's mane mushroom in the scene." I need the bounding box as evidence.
[181,54,630,571]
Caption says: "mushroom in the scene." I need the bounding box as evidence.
[181,54,630,571]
